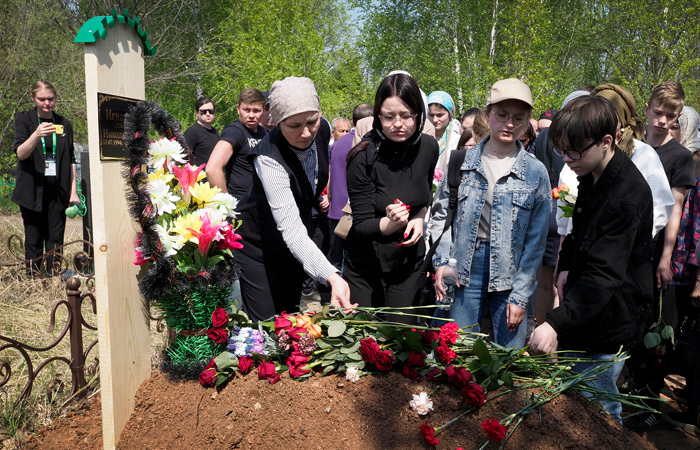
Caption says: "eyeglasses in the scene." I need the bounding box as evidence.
[491,110,528,126]
[198,109,215,115]
[553,140,598,161]
[379,113,417,124]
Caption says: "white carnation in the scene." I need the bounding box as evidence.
[345,365,360,383]
[147,137,186,168]
[207,192,239,218]
[410,392,434,416]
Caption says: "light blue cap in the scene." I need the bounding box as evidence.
[427,91,455,117]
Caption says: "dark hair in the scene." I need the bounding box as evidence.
[457,128,473,149]
[460,107,480,122]
[195,97,214,112]
[520,123,535,142]
[372,73,424,141]
[352,102,373,125]
[548,96,617,152]
[238,88,265,105]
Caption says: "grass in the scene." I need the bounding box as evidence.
[0,213,167,448]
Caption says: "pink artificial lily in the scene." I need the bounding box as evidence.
[171,163,205,200]
[218,223,244,251]
[187,212,223,258]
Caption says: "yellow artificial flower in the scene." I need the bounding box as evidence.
[190,181,222,205]
[147,168,175,184]
[171,212,203,243]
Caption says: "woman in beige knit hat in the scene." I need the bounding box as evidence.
[234,77,354,321]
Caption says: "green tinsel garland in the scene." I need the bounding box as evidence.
[153,285,231,369]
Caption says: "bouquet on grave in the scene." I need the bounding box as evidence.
[123,101,243,375]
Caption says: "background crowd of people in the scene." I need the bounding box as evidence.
[14,72,700,433]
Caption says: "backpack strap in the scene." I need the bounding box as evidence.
[423,148,466,267]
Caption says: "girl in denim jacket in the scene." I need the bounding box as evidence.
[431,78,550,347]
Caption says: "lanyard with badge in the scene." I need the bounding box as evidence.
[40,114,57,176]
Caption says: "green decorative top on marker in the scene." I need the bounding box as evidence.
[74,8,157,56]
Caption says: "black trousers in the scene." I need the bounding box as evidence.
[235,249,306,322]
[19,189,66,275]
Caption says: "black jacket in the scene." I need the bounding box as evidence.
[12,107,75,211]
[236,119,329,261]
[547,148,653,353]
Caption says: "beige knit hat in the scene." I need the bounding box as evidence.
[269,76,321,124]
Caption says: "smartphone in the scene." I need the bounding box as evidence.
[53,124,64,135]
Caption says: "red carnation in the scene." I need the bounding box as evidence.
[436,343,456,364]
[481,418,507,441]
[238,355,253,375]
[461,382,485,408]
[207,327,229,344]
[375,349,394,371]
[211,307,229,328]
[420,330,439,346]
[439,322,459,345]
[406,351,426,367]
[360,337,381,364]
[198,359,218,387]
[419,420,439,446]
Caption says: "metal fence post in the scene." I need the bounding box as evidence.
[66,276,87,397]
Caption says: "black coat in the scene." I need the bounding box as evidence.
[547,148,653,353]
[12,107,75,211]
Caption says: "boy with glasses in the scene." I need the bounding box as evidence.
[184,97,219,166]
[207,88,268,199]
[530,96,653,422]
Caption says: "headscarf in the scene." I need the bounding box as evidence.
[269,76,320,124]
[591,83,644,156]
[678,106,700,153]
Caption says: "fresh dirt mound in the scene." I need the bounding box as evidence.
[28,370,657,449]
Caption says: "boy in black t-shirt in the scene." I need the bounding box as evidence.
[184,97,219,166]
[207,88,267,200]
[624,81,694,431]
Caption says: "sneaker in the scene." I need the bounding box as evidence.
[623,412,662,431]
[665,410,699,434]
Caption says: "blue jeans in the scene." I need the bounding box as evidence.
[570,352,626,423]
[434,243,527,348]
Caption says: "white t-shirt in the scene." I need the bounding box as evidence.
[556,140,673,237]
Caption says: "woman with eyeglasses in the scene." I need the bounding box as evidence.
[184,97,219,166]
[13,80,79,276]
[430,78,550,347]
[343,73,438,322]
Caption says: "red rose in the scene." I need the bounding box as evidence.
[446,366,472,388]
[481,418,507,441]
[198,359,218,387]
[268,372,280,384]
[427,367,445,382]
[274,312,294,336]
[375,349,394,371]
[238,355,253,375]
[436,343,456,364]
[360,337,381,364]
[461,382,485,408]
[419,420,439,446]
[211,307,229,328]
[287,326,307,342]
[439,322,459,345]
[289,362,311,378]
[287,351,310,367]
[420,330,439,346]
[207,327,229,344]
[406,351,426,367]
[402,365,421,381]
[257,360,277,381]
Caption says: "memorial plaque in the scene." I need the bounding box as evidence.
[98,93,140,160]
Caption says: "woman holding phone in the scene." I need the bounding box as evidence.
[13,80,79,276]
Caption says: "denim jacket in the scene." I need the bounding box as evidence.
[431,138,551,309]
